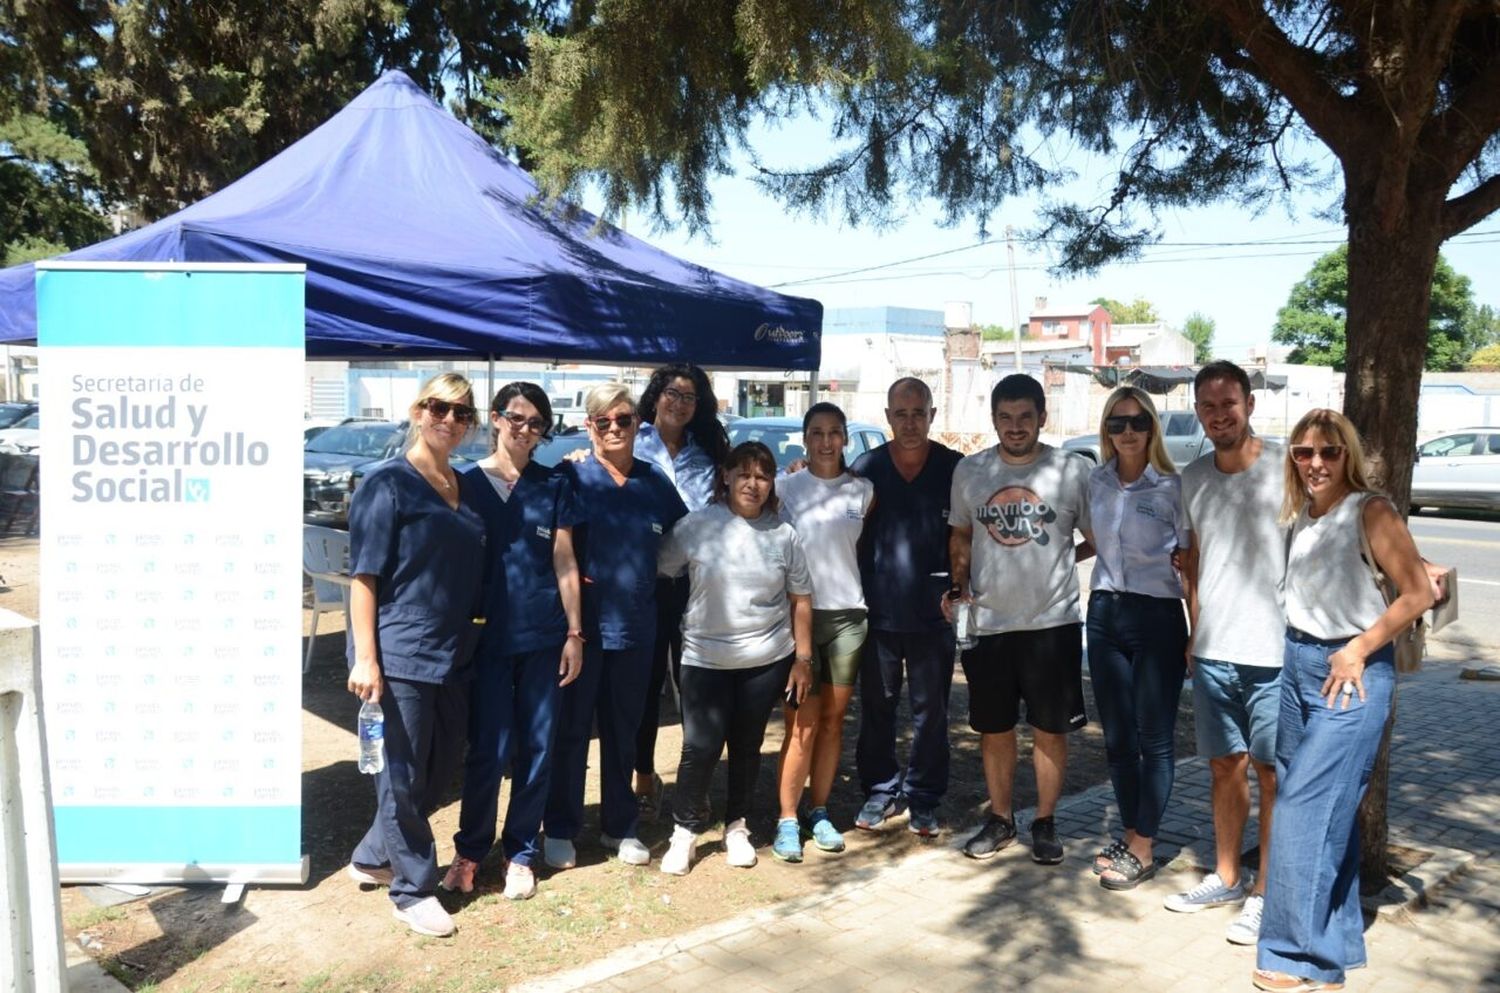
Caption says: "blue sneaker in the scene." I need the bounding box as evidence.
[854,795,899,830]
[772,817,804,862]
[805,807,845,852]
[907,807,940,837]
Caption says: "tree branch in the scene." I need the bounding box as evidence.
[1426,55,1500,184]
[1203,0,1357,158]
[1441,172,1500,239]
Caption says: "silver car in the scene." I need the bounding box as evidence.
[1411,427,1500,512]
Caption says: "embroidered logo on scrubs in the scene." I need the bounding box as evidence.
[651,522,663,535]
[1134,499,1171,524]
[976,486,1056,546]
[536,525,552,540]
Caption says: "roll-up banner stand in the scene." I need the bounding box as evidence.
[36,262,308,885]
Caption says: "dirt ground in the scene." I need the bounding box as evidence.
[2,536,1197,993]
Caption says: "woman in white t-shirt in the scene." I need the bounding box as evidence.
[773,403,875,863]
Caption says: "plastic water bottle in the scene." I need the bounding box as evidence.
[358,699,385,775]
[948,587,978,662]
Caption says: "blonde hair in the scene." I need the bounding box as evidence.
[1279,408,1375,524]
[406,372,474,444]
[1098,387,1175,475]
[585,381,635,419]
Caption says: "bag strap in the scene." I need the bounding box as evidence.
[1356,492,1396,609]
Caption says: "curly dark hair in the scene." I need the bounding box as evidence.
[639,363,730,464]
[712,441,780,514]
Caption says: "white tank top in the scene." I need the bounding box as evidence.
[1284,493,1390,640]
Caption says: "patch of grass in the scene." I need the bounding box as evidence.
[67,904,126,930]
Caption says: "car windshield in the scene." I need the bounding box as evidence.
[727,424,856,469]
[447,430,593,468]
[1162,412,1199,436]
[1419,434,1477,457]
[305,422,402,457]
[0,406,33,429]
[12,413,38,430]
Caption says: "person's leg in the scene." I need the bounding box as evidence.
[902,629,955,814]
[1193,658,1255,889]
[452,653,515,864]
[672,664,731,834]
[1210,752,1251,886]
[635,577,685,793]
[598,644,655,841]
[1128,599,1189,860]
[1086,595,1141,842]
[419,676,470,818]
[500,646,563,867]
[963,632,1021,819]
[726,658,786,825]
[544,639,604,843]
[809,685,856,808]
[855,630,905,806]
[1243,662,1284,898]
[778,696,820,818]
[362,677,440,908]
[1017,625,1085,863]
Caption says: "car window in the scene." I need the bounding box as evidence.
[862,431,885,454]
[1418,434,1478,457]
[0,405,33,429]
[532,432,592,468]
[13,413,38,430]
[1163,412,1199,436]
[727,424,861,469]
[1488,434,1500,456]
[305,422,403,457]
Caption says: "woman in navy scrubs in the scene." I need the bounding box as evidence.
[346,373,486,939]
[442,382,584,901]
[544,383,689,870]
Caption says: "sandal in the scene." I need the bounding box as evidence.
[635,772,664,822]
[1092,839,1128,875]
[1252,969,1344,992]
[1099,849,1158,891]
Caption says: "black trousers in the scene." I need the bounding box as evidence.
[671,656,789,833]
[635,576,688,776]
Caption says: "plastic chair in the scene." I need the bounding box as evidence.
[302,525,353,673]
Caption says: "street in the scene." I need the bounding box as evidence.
[1410,511,1500,652]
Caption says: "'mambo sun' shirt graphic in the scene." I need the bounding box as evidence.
[950,445,1092,633]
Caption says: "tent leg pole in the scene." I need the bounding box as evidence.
[808,371,819,406]
[486,354,496,414]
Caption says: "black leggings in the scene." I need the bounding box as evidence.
[635,576,687,777]
[672,656,790,833]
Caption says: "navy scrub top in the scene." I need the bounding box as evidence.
[346,457,487,684]
[462,460,580,656]
[562,457,689,651]
[853,441,964,633]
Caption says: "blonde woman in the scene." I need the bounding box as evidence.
[345,373,486,937]
[1086,387,1190,891]
[1253,409,1432,993]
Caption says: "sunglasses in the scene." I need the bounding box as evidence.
[500,411,549,434]
[1291,444,1346,464]
[1105,413,1153,435]
[591,413,636,432]
[422,398,477,424]
[662,386,698,405]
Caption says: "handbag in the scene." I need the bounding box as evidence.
[1355,494,1427,674]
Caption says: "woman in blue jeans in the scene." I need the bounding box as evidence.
[1253,409,1433,993]
[1085,386,1190,891]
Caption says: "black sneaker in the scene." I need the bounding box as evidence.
[962,814,1017,859]
[1030,815,1064,865]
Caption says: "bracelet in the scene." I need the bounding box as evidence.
[566,630,586,642]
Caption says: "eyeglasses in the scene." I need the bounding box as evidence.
[1291,445,1346,464]
[422,398,477,424]
[591,413,636,432]
[1105,413,1152,435]
[500,411,548,434]
[662,386,698,406]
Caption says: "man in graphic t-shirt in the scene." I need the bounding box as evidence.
[947,374,1093,865]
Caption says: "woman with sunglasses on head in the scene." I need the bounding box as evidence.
[656,441,814,876]
[442,382,584,902]
[1252,410,1432,993]
[1085,387,1191,893]
[345,374,487,938]
[770,402,874,862]
[630,364,731,816]
[543,384,689,871]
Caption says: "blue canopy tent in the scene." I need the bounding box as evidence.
[0,71,821,368]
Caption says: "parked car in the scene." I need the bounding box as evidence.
[1062,409,1211,466]
[303,415,386,444]
[0,402,37,431]
[1410,427,1500,512]
[303,420,405,523]
[726,416,888,471]
[0,411,40,454]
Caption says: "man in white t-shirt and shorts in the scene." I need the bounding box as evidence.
[1170,360,1286,946]
[947,374,1093,865]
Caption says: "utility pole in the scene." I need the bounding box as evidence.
[1006,226,1023,372]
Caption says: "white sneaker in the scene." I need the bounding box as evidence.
[724,818,757,868]
[504,862,537,900]
[392,896,455,937]
[601,833,651,866]
[1226,894,1264,945]
[346,862,393,887]
[543,836,577,870]
[660,826,698,876]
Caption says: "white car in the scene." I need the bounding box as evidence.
[0,412,39,454]
[1411,427,1500,512]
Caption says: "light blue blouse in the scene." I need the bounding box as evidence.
[635,422,717,512]
[1088,460,1190,600]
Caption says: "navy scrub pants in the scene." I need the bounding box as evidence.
[635,576,688,777]
[546,640,656,842]
[351,674,469,909]
[856,628,955,813]
[453,644,563,868]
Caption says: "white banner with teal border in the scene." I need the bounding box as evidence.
[37,262,307,884]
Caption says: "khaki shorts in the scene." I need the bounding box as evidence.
[808,608,869,695]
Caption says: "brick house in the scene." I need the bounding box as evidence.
[1026,299,1113,364]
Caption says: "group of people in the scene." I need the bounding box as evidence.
[342,359,1434,993]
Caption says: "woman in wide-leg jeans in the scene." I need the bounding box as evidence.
[1253,409,1434,993]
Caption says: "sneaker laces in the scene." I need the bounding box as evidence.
[1183,872,1227,899]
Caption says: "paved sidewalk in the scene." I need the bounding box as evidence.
[515,659,1500,993]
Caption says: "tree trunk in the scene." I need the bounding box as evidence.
[1340,181,1442,886]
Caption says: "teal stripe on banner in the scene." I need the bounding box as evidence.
[55,806,301,864]
[36,268,304,348]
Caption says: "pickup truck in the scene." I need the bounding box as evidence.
[1061,410,1215,467]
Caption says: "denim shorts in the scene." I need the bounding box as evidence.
[1191,657,1281,763]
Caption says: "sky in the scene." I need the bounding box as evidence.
[587,115,1500,361]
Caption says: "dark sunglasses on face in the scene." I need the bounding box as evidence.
[662,386,698,405]
[1291,444,1346,464]
[1105,413,1153,435]
[500,411,548,434]
[423,398,477,424]
[591,413,636,432]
